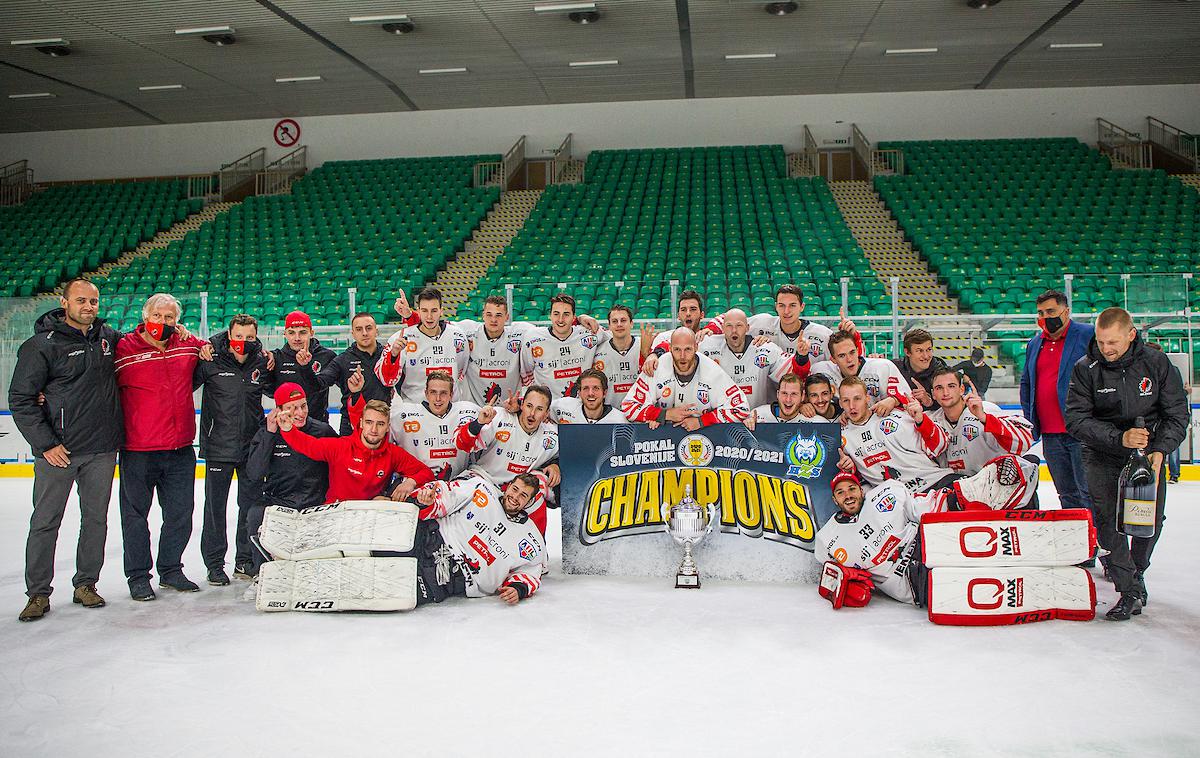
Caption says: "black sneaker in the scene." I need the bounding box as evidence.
[159,573,200,593]
[233,562,256,580]
[129,579,156,602]
[1134,571,1149,606]
[1105,594,1143,621]
[207,568,230,586]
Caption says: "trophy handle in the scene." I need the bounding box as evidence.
[661,500,672,536]
[704,501,720,538]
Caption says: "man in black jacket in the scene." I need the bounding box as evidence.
[892,328,949,412]
[243,383,340,573]
[1065,307,1190,621]
[10,279,122,621]
[193,315,270,584]
[317,312,390,434]
[262,310,337,423]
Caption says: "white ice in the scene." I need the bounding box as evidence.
[1,478,1198,757]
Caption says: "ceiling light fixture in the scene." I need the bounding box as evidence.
[884,47,939,55]
[533,2,597,12]
[419,67,468,74]
[764,2,799,15]
[175,26,236,45]
[725,53,777,60]
[1048,42,1103,49]
[275,76,323,83]
[349,14,415,34]
[967,0,1002,8]
[569,59,619,67]
[11,38,72,56]
[138,84,186,91]
[7,92,56,99]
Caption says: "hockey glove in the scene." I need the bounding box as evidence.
[818,561,875,610]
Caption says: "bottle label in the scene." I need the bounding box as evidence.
[1123,497,1155,527]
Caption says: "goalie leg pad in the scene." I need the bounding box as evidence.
[818,561,874,609]
[926,566,1096,626]
[920,509,1097,568]
[255,557,418,612]
[258,501,419,561]
[953,455,1038,511]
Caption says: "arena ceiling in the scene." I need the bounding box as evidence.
[1,0,1198,134]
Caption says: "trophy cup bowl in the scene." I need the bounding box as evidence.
[663,494,719,589]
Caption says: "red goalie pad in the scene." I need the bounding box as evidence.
[926,566,1096,626]
[920,509,1096,568]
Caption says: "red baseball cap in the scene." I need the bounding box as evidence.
[830,471,861,493]
[274,382,306,407]
[285,311,312,330]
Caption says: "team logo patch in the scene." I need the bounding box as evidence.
[100,338,110,354]
[542,436,555,450]
[453,336,467,352]
[518,538,538,561]
[1138,377,1152,396]
[876,493,898,512]
[754,353,771,368]
[581,334,597,349]
[832,547,848,564]
[406,341,418,353]
[697,388,710,405]
[251,369,261,384]
[311,360,322,373]
[962,424,979,441]
[662,387,673,399]
[677,434,715,467]
[785,432,826,479]
[403,420,421,433]
[532,346,544,358]
[496,431,511,442]
[471,489,489,508]
[879,418,899,435]
[594,360,606,371]
[507,338,521,354]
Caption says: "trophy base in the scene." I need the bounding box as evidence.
[675,573,700,589]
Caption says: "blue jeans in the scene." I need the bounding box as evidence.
[1042,433,1093,514]
[1167,447,1181,480]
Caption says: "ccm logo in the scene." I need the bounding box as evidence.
[966,577,1024,610]
[294,600,334,610]
[958,526,1021,558]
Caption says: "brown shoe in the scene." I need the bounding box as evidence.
[73,585,106,608]
[19,595,50,622]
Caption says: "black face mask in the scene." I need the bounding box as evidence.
[1039,315,1065,334]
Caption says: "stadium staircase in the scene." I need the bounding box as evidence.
[433,189,543,317]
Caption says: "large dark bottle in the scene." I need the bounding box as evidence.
[1117,416,1158,538]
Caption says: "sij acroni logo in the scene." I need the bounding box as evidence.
[785,432,826,479]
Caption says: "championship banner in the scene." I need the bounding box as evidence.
[559,422,840,583]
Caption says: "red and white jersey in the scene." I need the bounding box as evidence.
[453,319,533,406]
[815,480,951,603]
[810,357,910,406]
[705,312,848,363]
[927,402,1035,476]
[520,325,604,398]
[389,400,480,481]
[750,403,804,423]
[698,336,794,411]
[376,322,470,404]
[592,336,642,405]
[841,410,953,494]
[418,473,545,599]
[455,408,558,486]
[551,397,628,425]
[620,353,749,426]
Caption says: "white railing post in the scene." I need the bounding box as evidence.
[890,277,900,354]
[348,287,357,320]
[200,291,210,339]
[505,283,515,315]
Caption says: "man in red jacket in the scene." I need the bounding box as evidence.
[278,398,434,503]
[114,293,210,601]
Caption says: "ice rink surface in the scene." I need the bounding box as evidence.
[1,477,1198,758]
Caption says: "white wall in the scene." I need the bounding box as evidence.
[3,84,1198,182]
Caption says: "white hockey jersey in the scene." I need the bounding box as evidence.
[704,312,839,363]
[592,336,642,405]
[810,357,911,405]
[453,319,533,406]
[699,335,795,411]
[377,322,470,404]
[841,410,953,494]
[815,480,950,603]
[420,473,545,599]
[456,408,559,485]
[389,400,480,481]
[750,403,804,423]
[927,402,1035,476]
[620,353,750,426]
[520,325,604,398]
[551,397,628,425]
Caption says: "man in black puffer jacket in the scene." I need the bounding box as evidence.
[10,279,123,621]
[1065,307,1189,621]
[262,310,337,423]
[193,315,270,585]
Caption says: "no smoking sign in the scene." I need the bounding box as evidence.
[274,118,300,148]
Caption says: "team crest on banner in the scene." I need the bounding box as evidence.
[879,418,899,435]
[678,434,715,466]
[785,432,826,479]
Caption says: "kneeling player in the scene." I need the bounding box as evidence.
[552,369,627,424]
[746,373,806,429]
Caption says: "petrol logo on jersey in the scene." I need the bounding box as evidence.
[962,423,979,441]
[1138,377,1153,396]
[785,432,826,480]
[518,538,538,561]
[754,353,771,368]
[875,492,898,512]
[879,418,899,435]
[469,535,496,565]
[678,434,715,466]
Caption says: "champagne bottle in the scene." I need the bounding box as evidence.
[1118,416,1157,538]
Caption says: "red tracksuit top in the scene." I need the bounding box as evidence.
[281,425,434,503]
[114,327,206,452]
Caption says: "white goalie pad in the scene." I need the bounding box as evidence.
[256,557,418,612]
[258,501,418,561]
[920,509,1096,568]
[926,566,1096,626]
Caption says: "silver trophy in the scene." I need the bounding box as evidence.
[662,486,720,589]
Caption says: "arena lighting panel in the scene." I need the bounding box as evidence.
[884,48,939,55]
[138,84,186,91]
[174,26,235,36]
[1048,43,1104,49]
[7,92,56,99]
[419,67,468,74]
[348,14,411,24]
[533,3,598,13]
[275,76,323,83]
[725,53,777,60]
[568,59,618,67]
[10,38,70,47]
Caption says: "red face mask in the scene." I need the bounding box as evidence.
[229,339,248,356]
[145,321,172,341]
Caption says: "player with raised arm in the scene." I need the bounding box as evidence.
[699,308,797,411]
[316,312,389,435]
[838,375,956,494]
[806,329,910,413]
[621,328,749,430]
[552,369,628,424]
[375,287,469,404]
[700,284,862,362]
[519,294,605,398]
[390,371,479,481]
[927,367,1034,476]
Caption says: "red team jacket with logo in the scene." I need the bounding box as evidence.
[280,424,434,503]
[114,327,208,451]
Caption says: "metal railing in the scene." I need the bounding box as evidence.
[802,125,818,176]
[1096,118,1150,169]
[219,147,266,197]
[186,173,219,203]
[473,160,502,188]
[503,135,526,184]
[1147,116,1199,172]
[551,133,573,184]
[0,159,34,206]
[255,145,307,196]
[851,124,904,177]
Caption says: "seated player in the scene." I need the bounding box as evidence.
[804,329,910,412]
[520,294,606,398]
[278,398,434,503]
[621,328,750,430]
[745,373,807,429]
[838,376,957,494]
[552,369,628,424]
[698,308,797,410]
[798,374,841,421]
[815,456,1039,608]
[375,287,470,404]
[413,472,546,604]
[926,367,1034,476]
[700,284,863,363]
[389,371,479,481]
